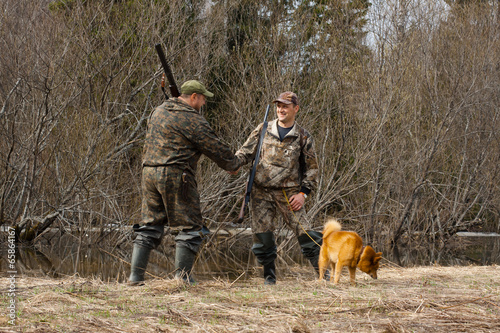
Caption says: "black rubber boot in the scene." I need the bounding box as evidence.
[174,245,197,285]
[298,231,329,280]
[173,226,210,285]
[263,261,277,285]
[251,232,277,285]
[128,244,152,286]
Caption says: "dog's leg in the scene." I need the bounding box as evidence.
[348,265,356,286]
[333,261,343,284]
[318,260,326,281]
[318,249,328,281]
[329,262,335,282]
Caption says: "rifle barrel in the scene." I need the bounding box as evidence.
[155,44,180,98]
[236,104,271,223]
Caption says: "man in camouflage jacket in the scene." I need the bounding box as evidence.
[129,80,241,285]
[235,91,322,285]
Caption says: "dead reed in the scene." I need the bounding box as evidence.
[1,264,498,332]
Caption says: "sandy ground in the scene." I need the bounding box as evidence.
[0,262,499,332]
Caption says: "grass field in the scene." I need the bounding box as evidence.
[1,263,499,332]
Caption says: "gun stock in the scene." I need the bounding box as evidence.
[236,192,247,224]
[236,104,271,224]
[155,44,180,98]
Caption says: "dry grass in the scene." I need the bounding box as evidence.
[1,263,499,332]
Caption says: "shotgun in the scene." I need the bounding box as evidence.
[155,43,180,98]
[236,104,271,224]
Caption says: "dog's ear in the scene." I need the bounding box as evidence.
[374,256,382,264]
[376,252,382,257]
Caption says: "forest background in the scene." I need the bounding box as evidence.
[1,0,499,268]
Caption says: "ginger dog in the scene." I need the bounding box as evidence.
[318,219,382,285]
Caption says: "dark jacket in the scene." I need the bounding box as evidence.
[142,98,240,175]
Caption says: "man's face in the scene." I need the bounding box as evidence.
[191,93,206,111]
[276,102,299,126]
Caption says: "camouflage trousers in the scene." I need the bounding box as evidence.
[249,185,312,236]
[133,166,204,249]
[141,166,202,227]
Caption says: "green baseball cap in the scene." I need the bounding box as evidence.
[180,80,214,98]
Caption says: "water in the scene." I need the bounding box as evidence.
[390,234,500,266]
[1,232,499,282]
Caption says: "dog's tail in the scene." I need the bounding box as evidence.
[322,218,342,239]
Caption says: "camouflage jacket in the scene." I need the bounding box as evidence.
[142,98,240,176]
[236,119,319,192]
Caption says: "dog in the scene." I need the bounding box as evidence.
[318,218,382,285]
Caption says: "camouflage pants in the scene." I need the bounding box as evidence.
[249,186,312,236]
[141,166,202,227]
[134,166,204,249]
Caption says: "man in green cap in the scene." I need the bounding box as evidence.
[128,80,241,285]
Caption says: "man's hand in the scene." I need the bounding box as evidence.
[228,167,241,175]
[288,193,305,211]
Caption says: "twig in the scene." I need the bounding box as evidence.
[415,299,425,313]
[334,306,374,314]
[437,295,495,310]
[485,300,500,309]
[169,308,216,333]
[230,271,246,287]
[325,295,341,311]
[381,257,403,269]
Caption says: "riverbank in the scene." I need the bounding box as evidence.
[1,263,499,332]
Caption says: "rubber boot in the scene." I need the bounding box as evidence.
[128,244,152,286]
[298,231,330,280]
[251,232,277,285]
[263,261,277,285]
[174,246,197,285]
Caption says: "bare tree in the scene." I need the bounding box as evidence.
[1,0,498,269]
